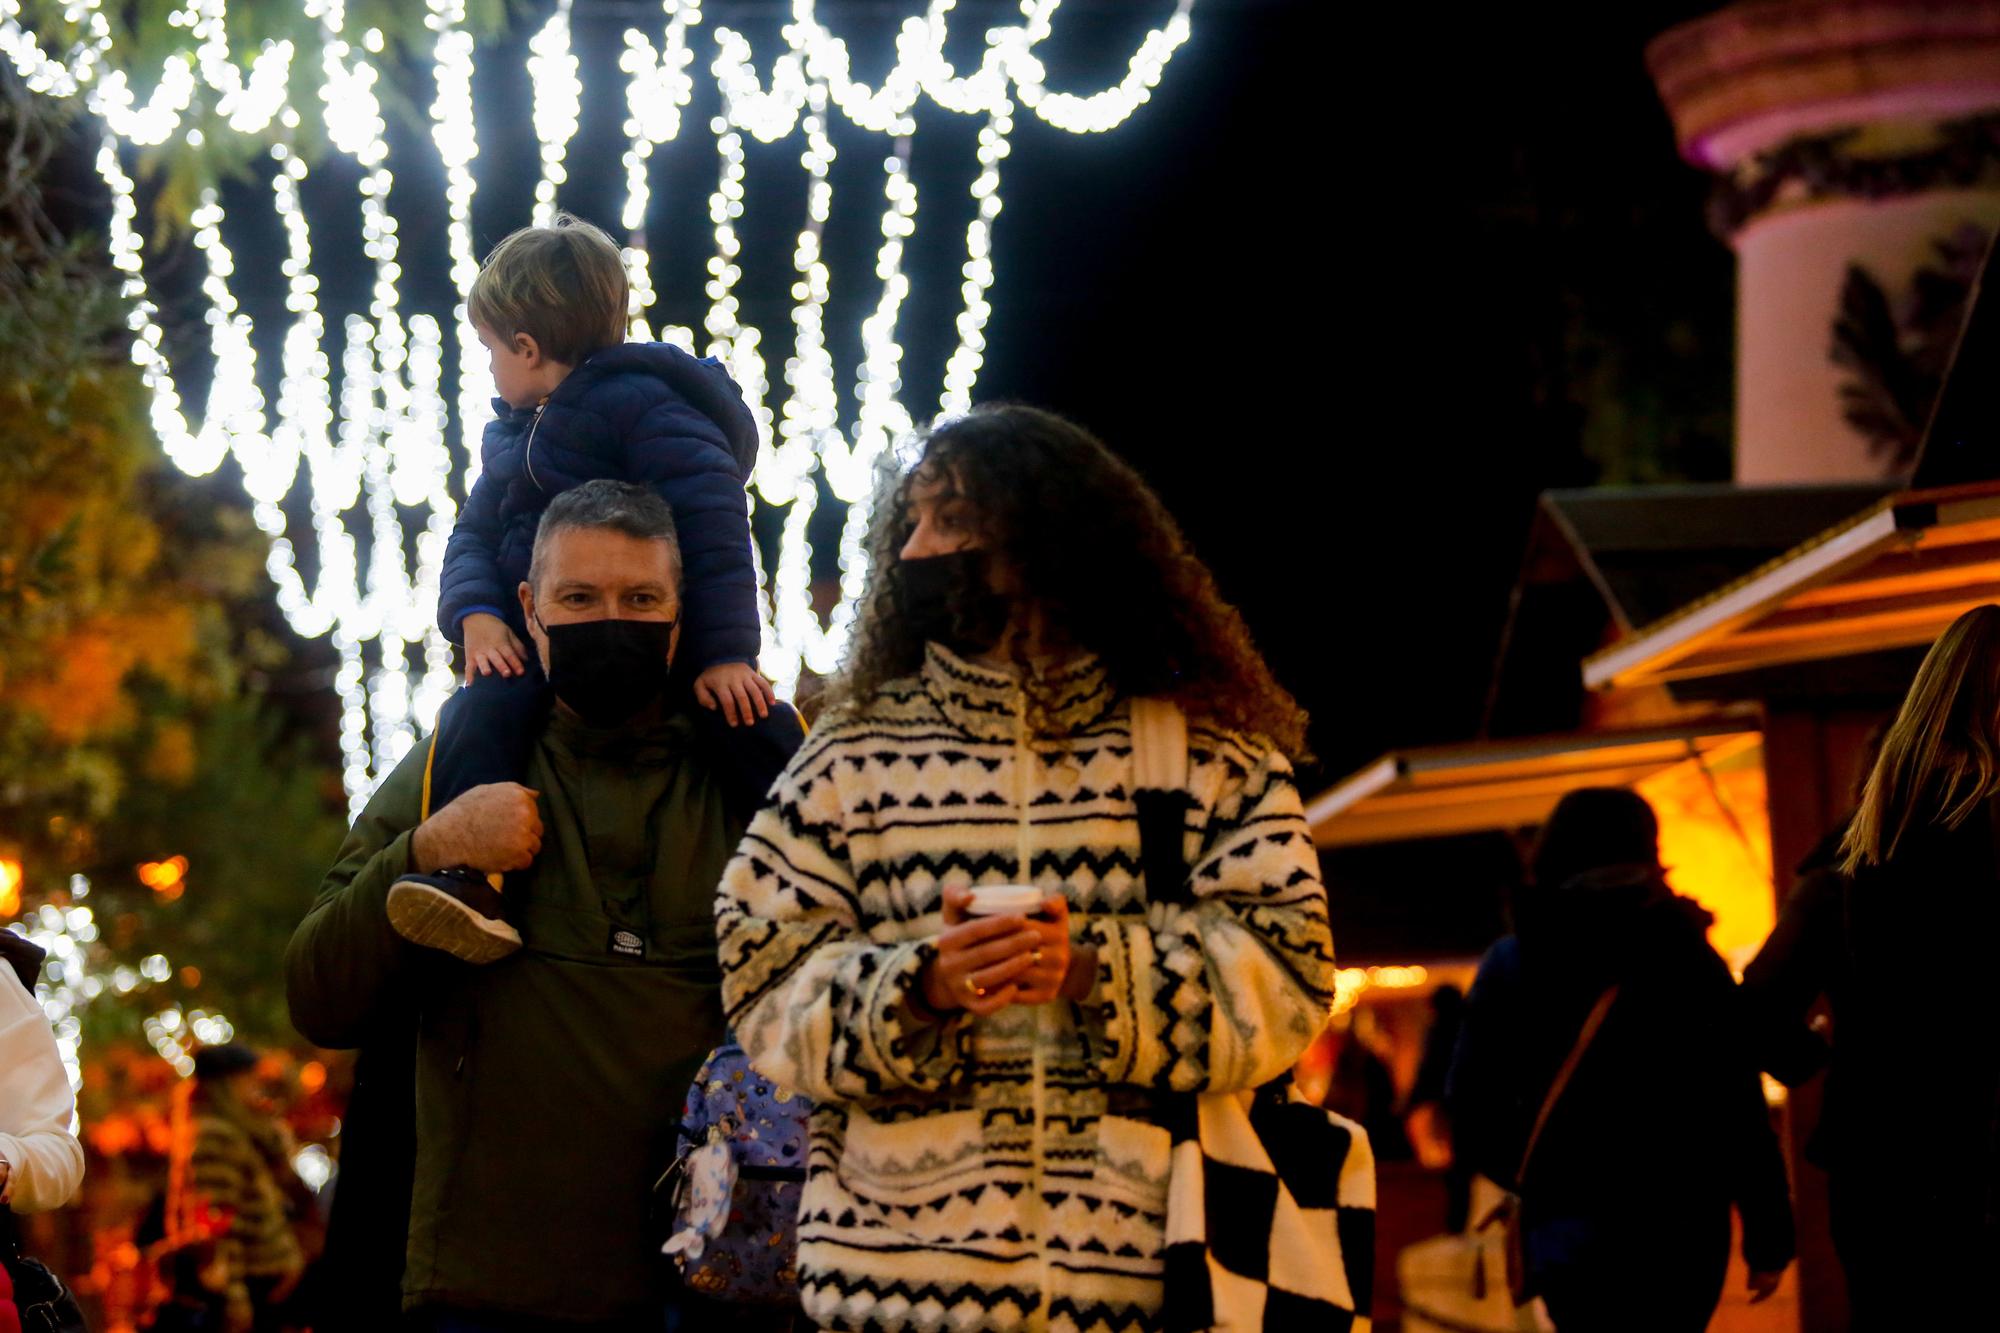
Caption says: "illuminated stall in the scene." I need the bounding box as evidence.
[1304,464,2000,1320]
[1310,718,1773,969]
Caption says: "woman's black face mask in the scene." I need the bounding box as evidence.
[533,613,677,726]
[896,550,1009,656]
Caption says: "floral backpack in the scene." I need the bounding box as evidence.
[659,1039,810,1305]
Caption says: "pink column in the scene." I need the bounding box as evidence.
[1649,1,2000,483]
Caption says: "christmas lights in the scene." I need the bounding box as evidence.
[0,0,1197,793]
[7,877,234,1094]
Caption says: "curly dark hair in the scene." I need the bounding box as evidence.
[822,404,1310,758]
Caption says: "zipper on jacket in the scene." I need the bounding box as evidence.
[1017,694,1052,1333]
[523,401,550,492]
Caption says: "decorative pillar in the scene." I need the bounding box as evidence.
[1649,1,2000,483]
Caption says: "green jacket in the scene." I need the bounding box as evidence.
[285,708,744,1322]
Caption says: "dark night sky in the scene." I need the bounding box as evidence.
[969,0,1733,784]
[105,0,1735,805]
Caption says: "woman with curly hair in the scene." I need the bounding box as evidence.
[715,404,1336,1332]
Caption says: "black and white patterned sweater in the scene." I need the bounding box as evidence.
[715,645,1337,1333]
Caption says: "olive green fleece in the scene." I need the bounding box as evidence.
[286,708,741,1322]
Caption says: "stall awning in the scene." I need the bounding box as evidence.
[1306,719,1760,848]
[1583,483,2000,691]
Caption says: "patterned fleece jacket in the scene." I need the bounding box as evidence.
[716,646,1337,1333]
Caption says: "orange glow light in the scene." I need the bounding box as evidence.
[179,966,201,988]
[137,855,188,902]
[1635,742,1775,973]
[0,859,20,917]
[299,1061,327,1095]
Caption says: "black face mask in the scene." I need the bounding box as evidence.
[534,614,677,726]
[896,550,1010,655]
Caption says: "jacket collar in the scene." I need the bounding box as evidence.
[920,642,1116,741]
[489,342,760,476]
[543,699,697,762]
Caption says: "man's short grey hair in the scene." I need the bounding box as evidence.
[528,480,682,591]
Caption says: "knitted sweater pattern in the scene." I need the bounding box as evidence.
[190,1106,303,1328]
[716,645,1337,1333]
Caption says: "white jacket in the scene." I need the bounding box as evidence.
[0,966,84,1212]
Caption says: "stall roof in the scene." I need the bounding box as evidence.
[1482,483,1890,735]
[1538,484,1896,632]
[1306,717,1760,848]
[1583,483,2000,690]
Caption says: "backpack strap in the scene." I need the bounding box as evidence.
[1130,698,1197,907]
[1514,984,1619,1187]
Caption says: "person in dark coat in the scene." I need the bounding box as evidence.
[1737,725,1884,1177]
[1447,788,1794,1331]
[310,1026,416,1330]
[1748,605,2000,1329]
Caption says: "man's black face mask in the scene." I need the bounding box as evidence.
[534,613,677,726]
[896,550,1009,656]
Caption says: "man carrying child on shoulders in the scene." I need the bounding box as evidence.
[286,481,800,1331]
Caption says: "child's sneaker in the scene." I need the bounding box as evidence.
[386,870,522,964]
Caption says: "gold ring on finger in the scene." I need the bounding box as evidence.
[964,975,980,996]
[1032,949,1044,964]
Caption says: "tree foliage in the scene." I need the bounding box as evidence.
[1831,224,1990,473]
[0,81,343,1042]
[10,0,515,234]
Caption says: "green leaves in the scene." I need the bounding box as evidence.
[13,0,516,235]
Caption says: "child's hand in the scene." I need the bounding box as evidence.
[463,613,529,684]
[695,661,777,727]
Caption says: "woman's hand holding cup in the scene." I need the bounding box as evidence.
[919,886,1044,1018]
[1004,894,1071,1004]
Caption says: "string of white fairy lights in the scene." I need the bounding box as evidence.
[0,0,1196,809]
[7,879,234,1095]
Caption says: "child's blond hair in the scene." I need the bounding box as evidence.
[468,212,628,365]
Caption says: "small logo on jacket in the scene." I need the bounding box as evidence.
[608,928,646,959]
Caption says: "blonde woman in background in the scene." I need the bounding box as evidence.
[1804,604,2000,1329]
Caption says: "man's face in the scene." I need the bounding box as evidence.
[517,526,681,675]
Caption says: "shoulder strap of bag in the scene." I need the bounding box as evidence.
[1130,699,1196,906]
[1514,984,1619,1186]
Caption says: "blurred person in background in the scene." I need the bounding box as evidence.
[0,928,86,1332]
[1738,720,1885,1309]
[188,1044,306,1333]
[146,1236,235,1333]
[1323,1007,1412,1164]
[1778,605,2000,1328]
[1403,985,1469,1226]
[1447,788,1793,1330]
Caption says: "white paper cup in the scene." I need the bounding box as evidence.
[963,884,1046,917]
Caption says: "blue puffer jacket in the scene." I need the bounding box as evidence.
[438,343,762,671]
